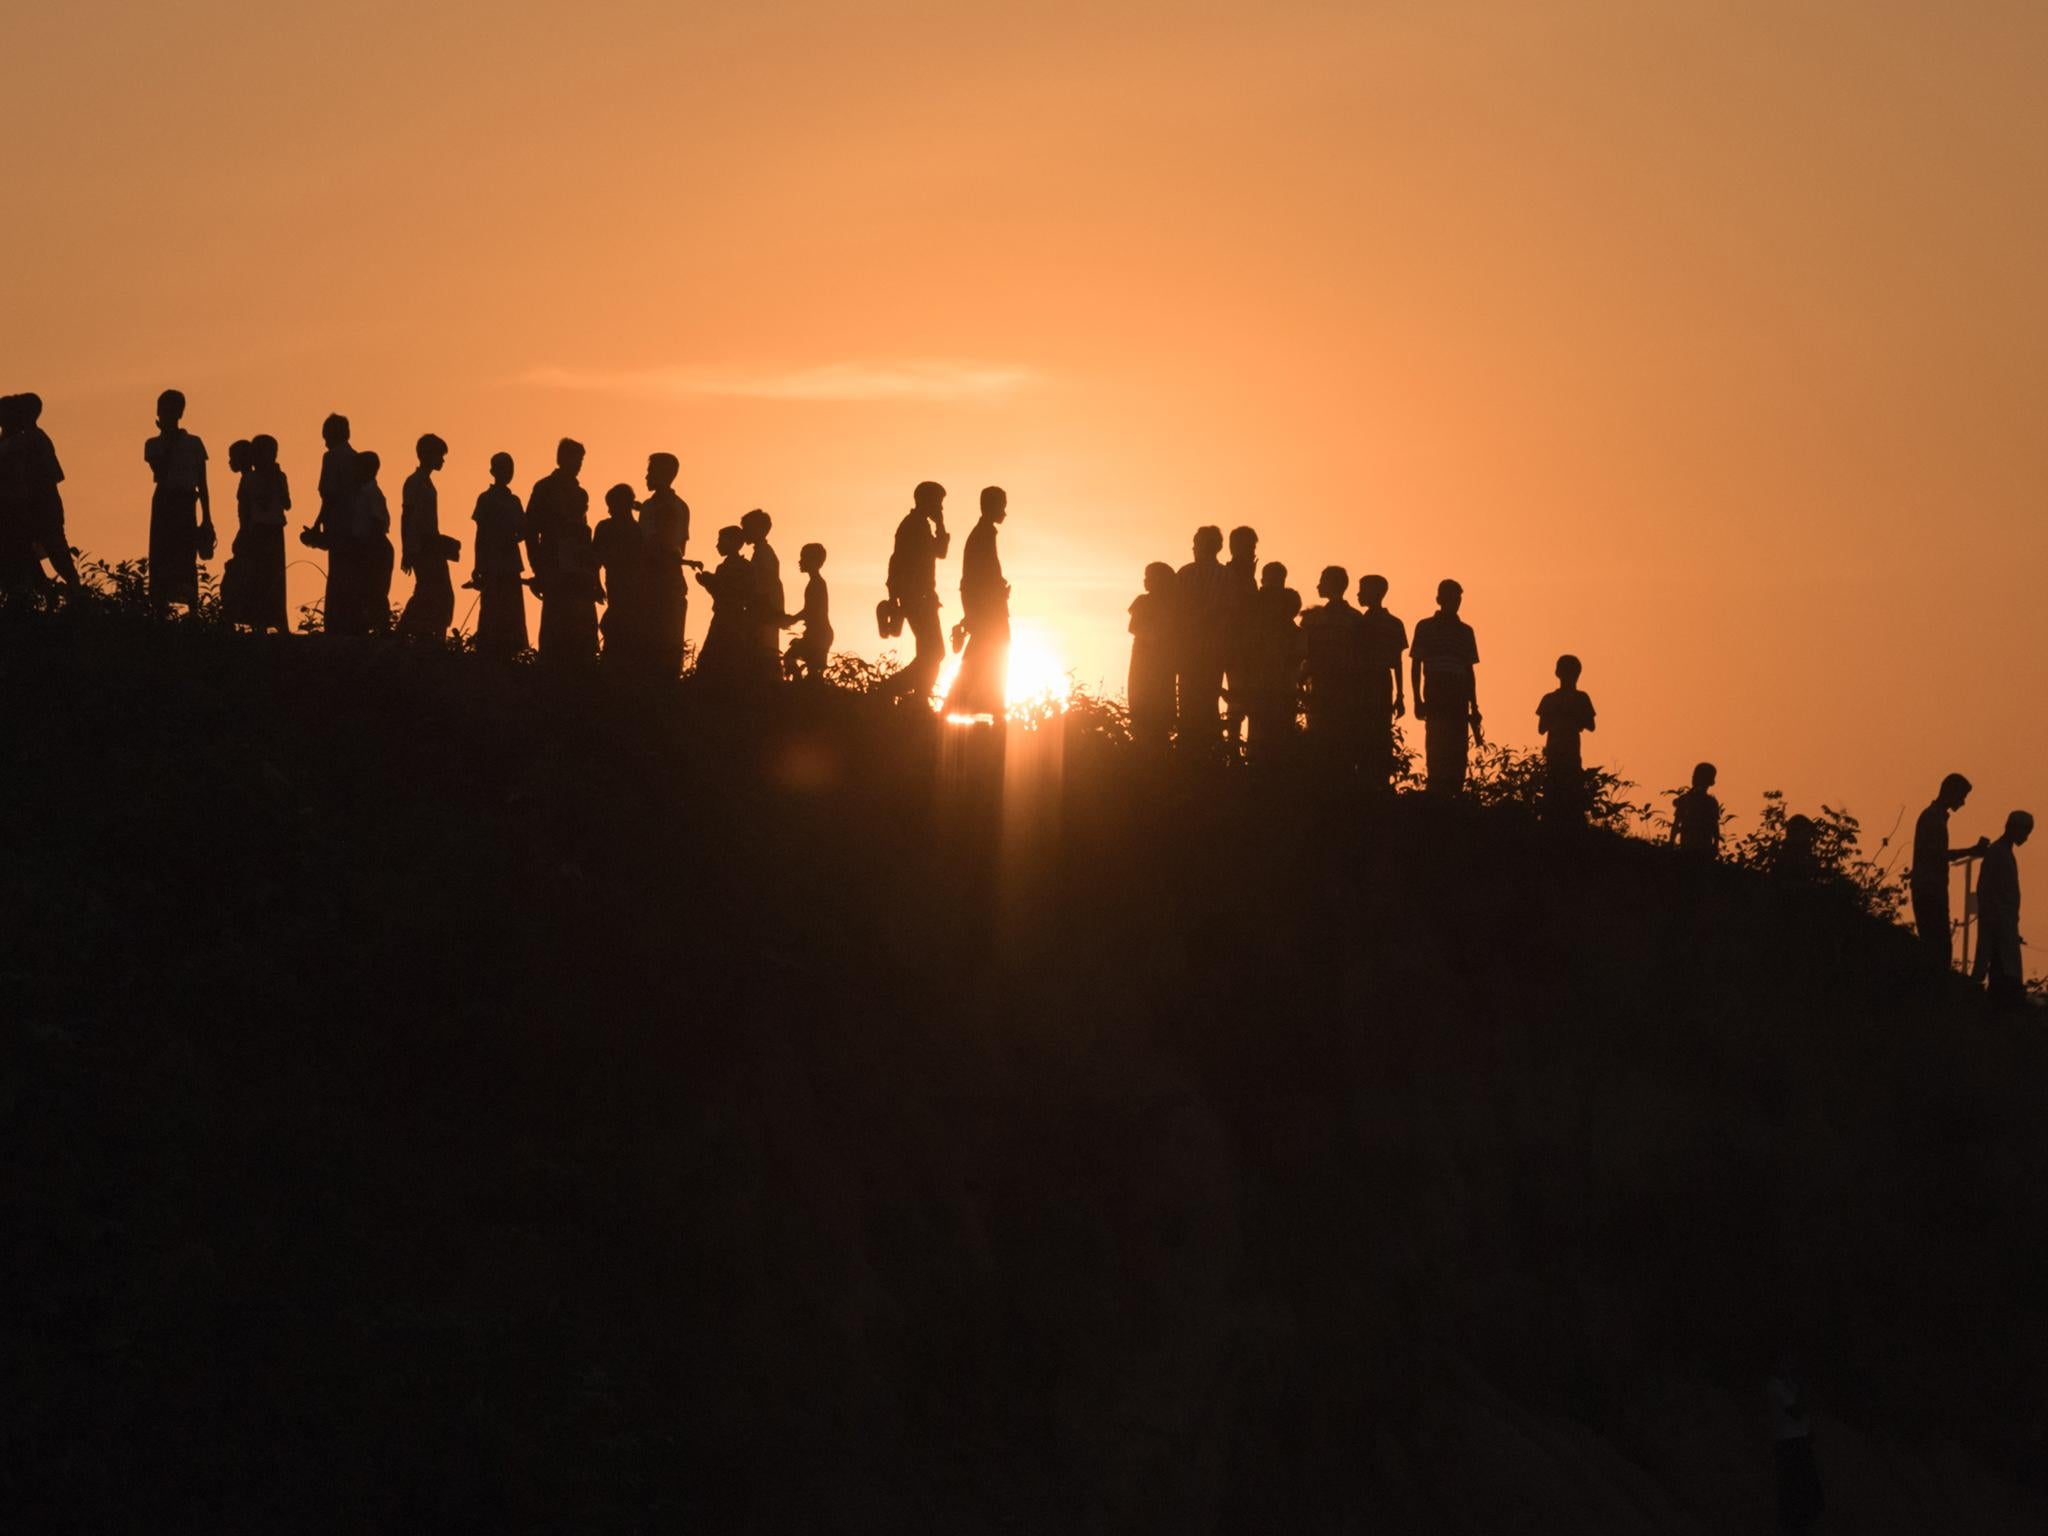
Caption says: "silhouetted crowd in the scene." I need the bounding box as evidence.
[0,388,2033,1000]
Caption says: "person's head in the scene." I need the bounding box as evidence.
[1357,574,1389,607]
[252,434,279,466]
[415,433,448,471]
[740,508,772,541]
[2005,810,2035,846]
[1938,772,1973,811]
[980,485,1007,522]
[1192,525,1223,561]
[1692,761,1718,792]
[556,437,585,473]
[16,392,42,425]
[716,524,744,557]
[1318,564,1349,601]
[1784,813,1816,850]
[321,412,350,447]
[799,541,827,573]
[1261,560,1288,591]
[913,480,946,517]
[156,389,186,428]
[228,439,252,473]
[604,483,635,515]
[1228,525,1258,562]
[488,451,514,485]
[1143,560,1174,595]
[1436,578,1463,614]
[356,450,381,483]
[1555,653,1582,686]
[646,452,679,492]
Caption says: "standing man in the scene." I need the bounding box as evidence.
[1909,773,1986,968]
[639,452,690,678]
[1410,578,1482,794]
[525,437,598,663]
[1174,525,1231,748]
[882,481,951,703]
[397,433,453,639]
[1222,525,1260,748]
[1975,810,2033,1005]
[1357,574,1408,790]
[1298,564,1369,772]
[143,389,212,616]
[943,486,1011,717]
[309,413,358,632]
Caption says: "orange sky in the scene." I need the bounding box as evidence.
[12,1,2048,872]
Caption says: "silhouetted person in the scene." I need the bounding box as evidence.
[782,542,832,681]
[397,434,455,640]
[307,413,358,630]
[352,451,394,633]
[741,509,783,685]
[469,453,528,659]
[1778,813,1820,881]
[1411,579,1481,794]
[693,524,749,680]
[1175,525,1230,747]
[1536,654,1597,823]
[0,395,34,592]
[4,394,79,589]
[592,483,645,665]
[1127,561,1178,749]
[221,439,255,623]
[1910,772,1986,968]
[1222,525,1259,746]
[237,435,292,632]
[1975,810,2032,1006]
[143,389,212,614]
[882,481,951,702]
[1672,762,1722,858]
[1239,561,1304,763]
[525,438,598,663]
[1357,574,1407,789]
[944,486,1010,718]
[639,452,690,678]
[1768,1357,1824,1533]
[1299,565,1370,771]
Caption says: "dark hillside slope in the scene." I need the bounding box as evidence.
[4,609,2045,1532]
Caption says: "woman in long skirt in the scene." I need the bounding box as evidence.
[239,434,291,631]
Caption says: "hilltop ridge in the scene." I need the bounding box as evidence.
[3,606,2044,1532]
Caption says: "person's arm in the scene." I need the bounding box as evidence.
[1468,674,1483,744]
[1411,654,1426,719]
[1391,653,1406,718]
[1952,837,1991,861]
[932,515,950,561]
[196,457,212,524]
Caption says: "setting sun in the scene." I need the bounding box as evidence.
[932,618,1072,720]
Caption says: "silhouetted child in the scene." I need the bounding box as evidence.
[694,524,749,680]
[1127,561,1178,749]
[1976,810,2033,1006]
[782,542,833,681]
[1239,561,1304,763]
[1299,564,1370,771]
[592,483,644,665]
[470,453,528,659]
[6,393,78,589]
[397,433,455,640]
[143,388,211,614]
[1535,653,1597,822]
[236,435,291,632]
[348,451,394,632]
[222,440,256,624]
[1410,579,1481,794]
[1672,762,1722,858]
[1357,574,1407,789]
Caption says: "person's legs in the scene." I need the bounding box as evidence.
[1911,884,1952,968]
[886,598,944,700]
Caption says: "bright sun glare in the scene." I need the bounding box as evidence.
[931,619,1072,719]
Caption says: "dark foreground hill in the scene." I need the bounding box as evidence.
[3,607,2045,1533]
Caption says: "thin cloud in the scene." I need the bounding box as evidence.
[519,360,1039,403]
